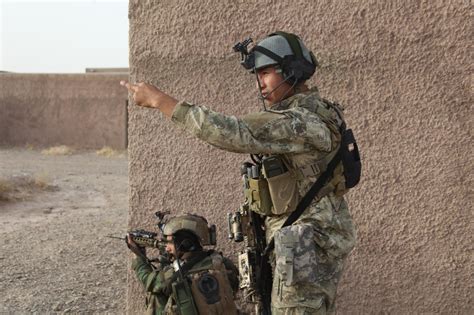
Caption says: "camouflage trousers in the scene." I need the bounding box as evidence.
[271,305,327,315]
[270,224,348,315]
[271,280,331,315]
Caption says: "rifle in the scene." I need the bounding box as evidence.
[228,163,272,315]
[108,229,164,248]
[107,211,171,266]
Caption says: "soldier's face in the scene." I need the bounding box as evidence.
[256,66,294,105]
[165,235,176,257]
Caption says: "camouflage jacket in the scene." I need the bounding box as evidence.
[172,88,356,259]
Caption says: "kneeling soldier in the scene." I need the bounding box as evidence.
[127,214,239,315]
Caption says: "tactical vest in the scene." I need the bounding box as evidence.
[243,98,359,216]
[164,251,238,315]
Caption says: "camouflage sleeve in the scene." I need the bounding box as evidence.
[132,256,174,294]
[171,101,333,154]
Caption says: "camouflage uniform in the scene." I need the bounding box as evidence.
[132,251,239,315]
[171,87,356,314]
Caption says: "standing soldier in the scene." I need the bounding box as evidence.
[127,214,239,315]
[122,31,360,314]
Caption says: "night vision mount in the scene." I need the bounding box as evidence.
[233,38,255,70]
[155,211,170,234]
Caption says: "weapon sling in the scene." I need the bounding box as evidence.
[169,251,212,315]
[169,251,212,283]
[264,143,343,255]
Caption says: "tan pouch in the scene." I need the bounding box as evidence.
[246,177,273,216]
[266,171,299,215]
[189,254,238,315]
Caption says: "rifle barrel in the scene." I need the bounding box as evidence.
[106,235,125,240]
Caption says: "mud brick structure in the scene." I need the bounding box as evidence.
[127,1,471,313]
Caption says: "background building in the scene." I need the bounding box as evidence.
[0,72,128,149]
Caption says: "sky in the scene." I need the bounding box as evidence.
[0,0,128,73]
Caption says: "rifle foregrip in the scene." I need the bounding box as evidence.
[131,236,161,248]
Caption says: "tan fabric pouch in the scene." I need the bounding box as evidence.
[266,171,299,215]
[246,177,273,216]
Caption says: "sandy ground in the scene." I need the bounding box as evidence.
[0,148,128,314]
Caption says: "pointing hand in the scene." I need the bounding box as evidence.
[120,80,178,118]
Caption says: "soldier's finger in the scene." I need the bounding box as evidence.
[120,80,137,92]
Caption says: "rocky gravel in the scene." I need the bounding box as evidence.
[0,148,128,314]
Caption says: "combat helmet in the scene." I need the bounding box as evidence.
[235,31,318,84]
[161,214,216,246]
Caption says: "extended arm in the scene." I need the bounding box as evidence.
[171,101,332,154]
[121,81,332,155]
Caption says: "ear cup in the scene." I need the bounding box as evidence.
[269,32,316,84]
[179,239,194,251]
[281,55,315,84]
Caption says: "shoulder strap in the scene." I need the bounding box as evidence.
[262,99,355,254]
[169,251,212,284]
[264,142,343,255]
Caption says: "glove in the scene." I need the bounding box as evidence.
[126,234,147,257]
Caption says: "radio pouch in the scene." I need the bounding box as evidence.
[341,128,361,188]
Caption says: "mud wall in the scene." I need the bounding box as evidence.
[0,73,128,149]
[127,0,472,313]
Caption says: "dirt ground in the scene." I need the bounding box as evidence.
[0,148,128,314]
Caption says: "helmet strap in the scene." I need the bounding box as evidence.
[170,235,185,260]
[254,67,268,111]
[277,79,298,105]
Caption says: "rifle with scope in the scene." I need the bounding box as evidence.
[107,211,171,266]
[107,229,164,248]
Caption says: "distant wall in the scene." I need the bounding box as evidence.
[0,73,129,149]
[127,1,471,314]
